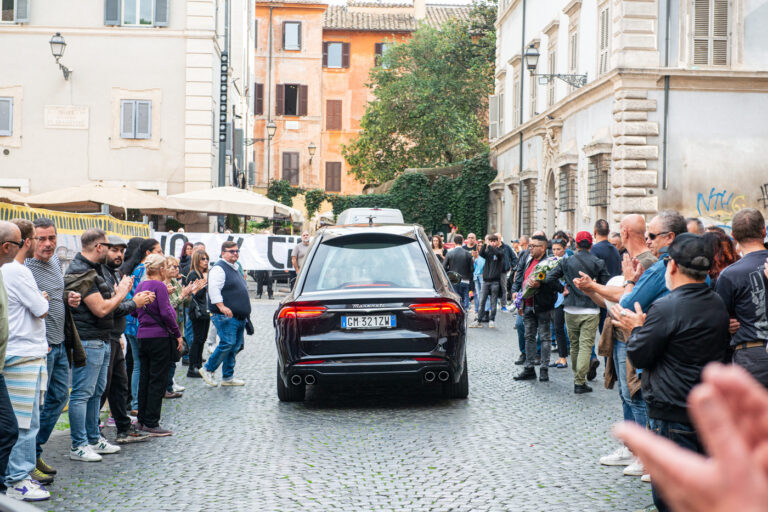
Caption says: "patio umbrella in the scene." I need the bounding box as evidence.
[23,182,167,213]
[165,186,303,222]
[0,189,28,205]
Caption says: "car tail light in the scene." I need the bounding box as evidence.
[409,301,462,314]
[414,357,443,361]
[277,304,327,319]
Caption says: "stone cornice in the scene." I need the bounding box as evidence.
[562,0,582,18]
[508,53,522,68]
[542,19,560,38]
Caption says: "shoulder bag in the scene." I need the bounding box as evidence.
[142,305,182,363]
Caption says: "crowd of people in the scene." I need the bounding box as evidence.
[444,208,768,512]
[0,220,250,502]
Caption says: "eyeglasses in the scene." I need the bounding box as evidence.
[200,257,209,261]
[223,250,240,254]
[646,231,671,241]
[37,236,57,243]
[169,265,180,269]
[529,243,545,249]
[1,240,23,248]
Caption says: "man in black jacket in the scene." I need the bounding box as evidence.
[472,234,505,328]
[612,233,729,512]
[101,237,152,445]
[443,235,473,311]
[512,235,562,381]
[545,231,611,393]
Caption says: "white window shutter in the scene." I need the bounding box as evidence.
[599,8,609,75]
[154,0,169,27]
[692,0,710,65]
[0,98,13,137]
[14,0,30,22]
[120,100,135,138]
[135,101,152,139]
[498,92,504,135]
[712,0,729,65]
[512,79,520,127]
[105,0,121,25]
[489,94,498,140]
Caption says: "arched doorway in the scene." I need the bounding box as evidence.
[546,172,557,236]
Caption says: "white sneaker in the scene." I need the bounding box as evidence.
[198,367,219,387]
[221,378,245,386]
[5,478,50,501]
[172,380,185,393]
[90,436,121,454]
[469,321,483,328]
[70,444,102,462]
[623,458,645,476]
[488,321,495,328]
[641,473,651,483]
[599,446,634,466]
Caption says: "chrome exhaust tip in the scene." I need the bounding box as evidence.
[437,370,450,382]
[424,371,436,383]
[290,375,303,386]
[304,374,316,385]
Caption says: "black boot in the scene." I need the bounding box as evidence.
[513,367,536,381]
[539,368,549,382]
[574,383,593,394]
[514,353,526,365]
[187,367,202,378]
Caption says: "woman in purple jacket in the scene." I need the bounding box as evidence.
[135,254,183,437]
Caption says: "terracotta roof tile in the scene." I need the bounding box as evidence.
[322,4,471,32]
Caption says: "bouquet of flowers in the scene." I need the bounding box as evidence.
[516,257,562,307]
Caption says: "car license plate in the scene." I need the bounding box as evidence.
[341,314,396,329]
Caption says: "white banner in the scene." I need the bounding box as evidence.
[154,232,302,272]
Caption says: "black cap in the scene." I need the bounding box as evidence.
[668,233,713,271]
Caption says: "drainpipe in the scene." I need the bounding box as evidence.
[517,0,526,236]
[662,0,671,190]
[217,0,231,189]
[266,6,274,185]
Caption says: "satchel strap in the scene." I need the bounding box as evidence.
[142,305,176,338]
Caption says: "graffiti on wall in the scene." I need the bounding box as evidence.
[694,185,768,231]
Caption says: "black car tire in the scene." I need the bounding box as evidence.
[277,363,306,402]
[442,356,469,399]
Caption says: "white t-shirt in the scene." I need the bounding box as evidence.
[2,260,49,358]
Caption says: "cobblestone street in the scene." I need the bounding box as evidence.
[36,300,652,512]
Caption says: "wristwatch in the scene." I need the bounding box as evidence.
[623,280,636,287]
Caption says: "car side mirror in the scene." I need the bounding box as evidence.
[447,271,461,285]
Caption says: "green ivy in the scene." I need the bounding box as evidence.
[267,179,301,207]
[164,217,185,231]
[303,189,327,221]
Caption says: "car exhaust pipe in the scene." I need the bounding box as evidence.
[304,374,316,385]
[290,375,303,386]
[424,371,436,383]
[438,370,450,382]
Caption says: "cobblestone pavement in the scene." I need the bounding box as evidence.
[35,300,652,512]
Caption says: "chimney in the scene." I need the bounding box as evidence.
[414,0,425,20]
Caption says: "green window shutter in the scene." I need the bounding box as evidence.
[135,100,152,139]
[120,100,135,138]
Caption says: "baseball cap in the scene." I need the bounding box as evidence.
[668,233,713,271]
[575,231,593,247]
[106,235,128,248]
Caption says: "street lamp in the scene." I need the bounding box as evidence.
[49,32,72,80]
[246,120,277,146]
[308,142,317,165]
[524,42,587,88]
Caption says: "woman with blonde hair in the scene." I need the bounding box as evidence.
[163,256,199,397]
[134,254,183,436]
[185,251,210,378]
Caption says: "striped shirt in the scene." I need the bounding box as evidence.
[26,254,66,345]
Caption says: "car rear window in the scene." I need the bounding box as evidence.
[302,236,434,291]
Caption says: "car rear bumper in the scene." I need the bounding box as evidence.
[282,358,461,384]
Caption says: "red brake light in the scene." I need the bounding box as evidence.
[278,305,327,319]
[414,357,443,361]
[409,301,461,314]
[296,360,326,365]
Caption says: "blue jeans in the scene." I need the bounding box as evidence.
[648,418,702,512]
[127,334,140,411]
[183,308,193,362]
[516,312,526,353]
[205,315,245,380]
[472,277,490,314]
[613,340,647,426]
[36,343,70,459]
[452,282,470,311]
[69,340,111,449]
[5,364,42,485]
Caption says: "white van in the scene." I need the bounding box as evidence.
[336,207,404,226]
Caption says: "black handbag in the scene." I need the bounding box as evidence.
[142,306,182,363]
[244,316,254,336]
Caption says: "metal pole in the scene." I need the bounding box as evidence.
[518,0,526,237]
[266,7,274,186]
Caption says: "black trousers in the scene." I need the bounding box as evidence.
[0,375,19,490]
[101,339,133,432]
[254,270,273,296]
[189,317,211,369]
[553,306,569,358]
[137,337,172,428]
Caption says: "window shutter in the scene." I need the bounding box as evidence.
[282,22,287,49]
[254,83,263,115]
[374,42,383,65]
[341,42,350,68]
[282,153,290,181]
[14,0,30,22]
[254,21,258,49]
[599,7,609,74]
[298,85,308,116]
[488,94,498,139]
[297,22,302,49]
[322,42,328,67]
[120,100,135,138]
[569,32,578,73]
[498,92,504,135]
[275,84,285,115]
[154,0,169,26]
[512,78,520,127]
[105,0,121,25]
[326,162,341,192]
[712,0,729,65]
[135,101,152,139]
[693,0,710,65]
[0,98,13,137]
[326,100,341,130]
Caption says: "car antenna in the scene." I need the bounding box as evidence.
[367,214,374,227]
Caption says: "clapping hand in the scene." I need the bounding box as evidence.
[622,253,644,283]
[573,271,594,291]
[610,302,646,338]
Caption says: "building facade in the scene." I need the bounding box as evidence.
[0,0,254,198]
[490,0,768,238]
[252,0,469,195]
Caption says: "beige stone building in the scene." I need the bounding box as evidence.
[490,0,768,237]
[0,0,254,201]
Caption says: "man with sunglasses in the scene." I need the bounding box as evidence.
[199,240,250,387]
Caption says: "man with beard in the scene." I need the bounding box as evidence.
[101,236,153,444]
[65,230,133,461]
